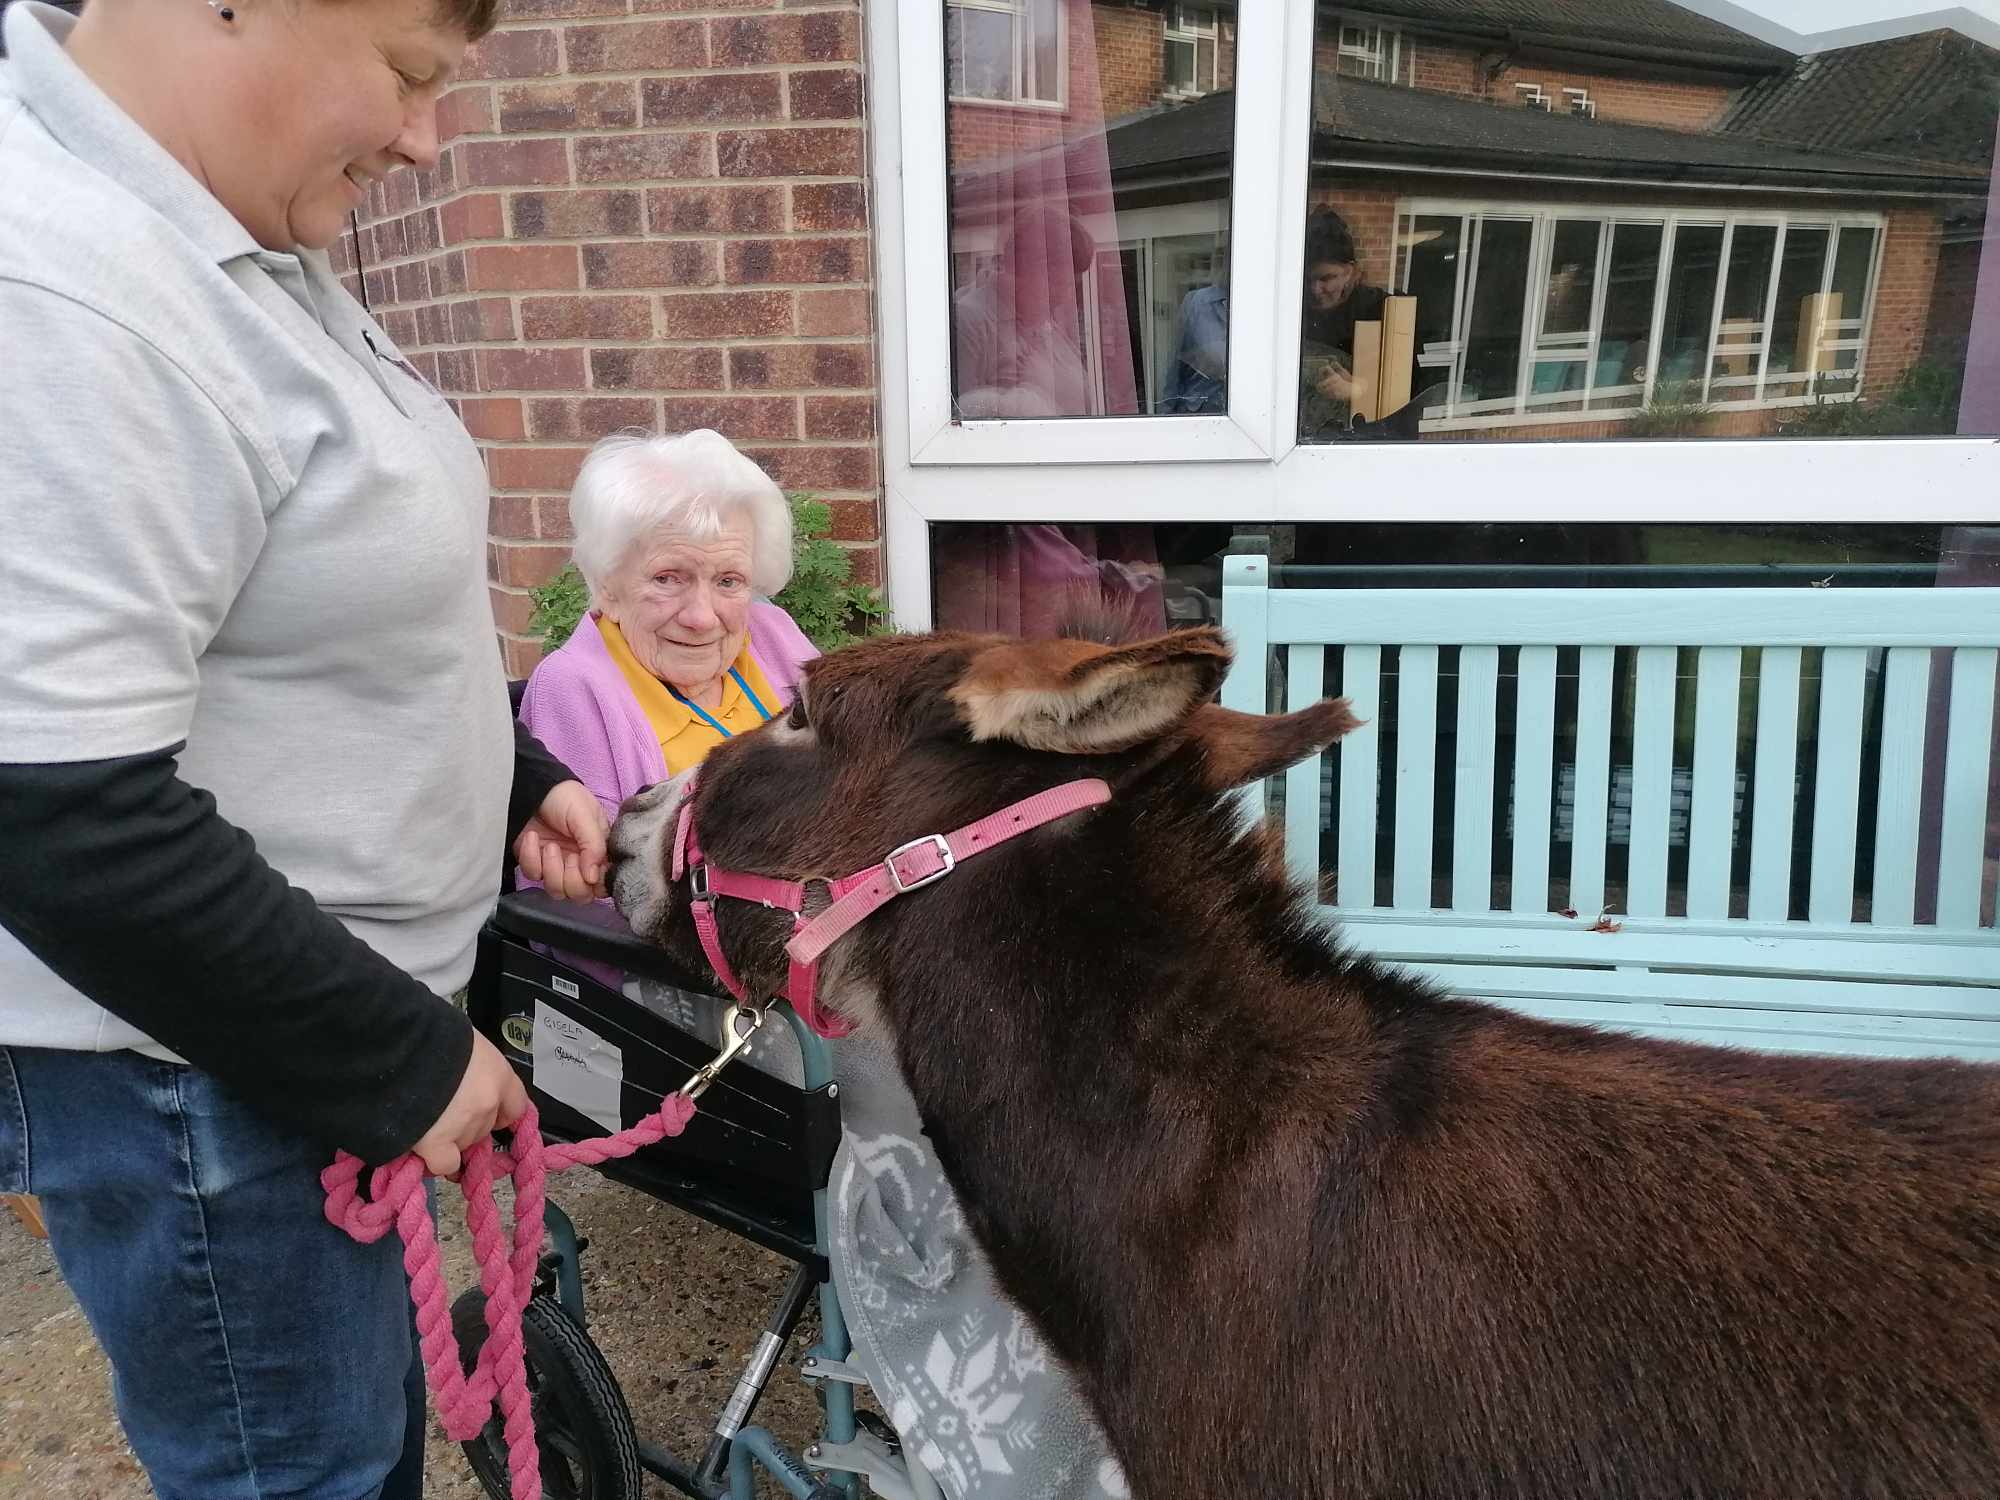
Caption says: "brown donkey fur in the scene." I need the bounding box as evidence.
[609,624,2000,1499]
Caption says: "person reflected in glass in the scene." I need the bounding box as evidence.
[1299,208,1426,440]
[1160,249,1229,414]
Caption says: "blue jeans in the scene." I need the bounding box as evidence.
[0,1047,428,1500]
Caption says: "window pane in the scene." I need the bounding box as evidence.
[947,8,1014,102]
[946,0,1236,421]
[1711,224,1779,404]
[1299,6,1999,442]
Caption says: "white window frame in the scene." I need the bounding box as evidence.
[946,0,1067,111]
[1399,199,1887,432]
[1336,21,1402,84]
[1162,4,1221,100]
[867,0,2000,630]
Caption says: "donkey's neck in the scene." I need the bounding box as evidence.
[870,796,1377,1405]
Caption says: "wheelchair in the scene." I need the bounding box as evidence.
[458,887,940,1500]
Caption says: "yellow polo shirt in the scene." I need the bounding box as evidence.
[598,616,781,775]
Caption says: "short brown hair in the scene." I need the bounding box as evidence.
[434,0,499,41]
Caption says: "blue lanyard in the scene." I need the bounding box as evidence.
[669,668,772,739]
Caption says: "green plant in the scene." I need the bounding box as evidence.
[1777,363,1963,439]
[773,493,887,652]
[524,491,885,655]
[1624,379,1715,439]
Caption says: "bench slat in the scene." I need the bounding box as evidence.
[1810,646,1869,925]
[1749,646,1803,922]
[1688,646,1743,920]
[1872,648,1931,927]
[1413,962,2000,1022]
[1939,647,1998,930]
[1454,645,1499,913]
[1265,587,2000,648]
[1284,644,1325,887]
[1568,646,1616,919]
[1339,646,1383,908]
[1629,646,1678,918]
[1394,645,1439,909]
[1512,646,1557,914]
[1465,995,2000,1062]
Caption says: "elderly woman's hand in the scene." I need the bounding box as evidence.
[516,780,610,902]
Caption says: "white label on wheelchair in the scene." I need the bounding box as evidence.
[531,1001,623,1133]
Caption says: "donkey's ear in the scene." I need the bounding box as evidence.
[1183,700,1363,791]
[951,628,1233,755]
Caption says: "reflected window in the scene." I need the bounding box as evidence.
[948,0,1064,107]
[1163,4,1221,98]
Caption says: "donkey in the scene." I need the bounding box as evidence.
[608,623,2000,1499]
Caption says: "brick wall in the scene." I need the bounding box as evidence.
[1866,207,1945,399]
[1095,4,1160,121]
[331,0,878,677]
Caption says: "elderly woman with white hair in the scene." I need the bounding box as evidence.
[520,429,818,810]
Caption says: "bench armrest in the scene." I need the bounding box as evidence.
[492,890,721,994]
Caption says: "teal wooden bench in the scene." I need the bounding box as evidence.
[1219,550,2000,1059]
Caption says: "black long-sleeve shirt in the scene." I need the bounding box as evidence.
[0,722,573,1163]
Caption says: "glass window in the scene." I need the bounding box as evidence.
[1300,5,1999,443]
[946,0,1235,421]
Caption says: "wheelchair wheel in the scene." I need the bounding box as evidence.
[451,1288,644,1500]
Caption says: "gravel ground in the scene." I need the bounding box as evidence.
[0,1169,837,1499]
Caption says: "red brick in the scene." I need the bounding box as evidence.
[436,349,481,395]
[363,269,391,307]
[492,540,576,586]
[846,544,881,588]
[460,139,571,188]
[632,0,764,9]
[391,261,429,304]
[535,496,574,539]
[575,132,715,183]
[478,346,590,390]
[565,19,706,73]
[496,635,538,678]
[647,185,783,235]
[450,297,518,343]
[527,396,661,441]
[416,152,457,204]
[660,395,799,441]
[803,394,876,440]
[431,251,470,297]
[724,236,865,285]
[489,495,537,536]
[520,294,655,341]
[382,309,420,346]
[490,586,539,635]
[371,215,409,261]
[462,28,561,81]
[740,445,875,492]
[823,497,879,541]
[466,244,581,291]
[660,289,793,339]
[797,287,870,336]
[441,193,506,245]
[583,240,720,289]
[510,189,644,239]
[787,68,862,121]
[717,127,862,178]
[488,450,591,494]
[497,0,624,17]
[461,398,528,442]
[642,74,784,126]
[790,181,866,232]
[728,342,871,389]
[404,209,442,256]
[436,85,494,141]
[415,303,453,347]
[385,171,419,217]
[590,347,727,390]
[498,81,639,132]
[711,12,859,66]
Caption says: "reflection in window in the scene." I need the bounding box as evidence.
[1383,206,1884,432]
[1163,4,1220,98]
[947,0,1063,106]
[1300,4,1996,442]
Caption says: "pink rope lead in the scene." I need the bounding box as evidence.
[321,1082,702,1500]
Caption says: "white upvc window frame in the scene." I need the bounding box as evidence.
[868,0,2000,630]
[1336,21,1402,84]
[946,0,1068,111]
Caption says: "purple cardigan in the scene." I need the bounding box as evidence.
[520,604,818,819]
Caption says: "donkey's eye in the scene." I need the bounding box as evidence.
[786,697,809,731]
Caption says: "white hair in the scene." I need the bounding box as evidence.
[569,429,794,604]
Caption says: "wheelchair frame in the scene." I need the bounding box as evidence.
[466,888,944,1500]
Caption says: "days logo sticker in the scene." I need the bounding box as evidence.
[500,1014,535,1055]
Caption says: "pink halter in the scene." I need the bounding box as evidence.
[669,777,1114,1034]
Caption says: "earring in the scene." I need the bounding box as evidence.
[208,0,236,19]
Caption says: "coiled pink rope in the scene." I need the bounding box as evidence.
[322,1094,698,1500]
